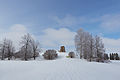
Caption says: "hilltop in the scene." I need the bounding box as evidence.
[0,52,120,80]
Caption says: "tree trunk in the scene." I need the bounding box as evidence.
[1,49,4,60]
[33,56,35,60]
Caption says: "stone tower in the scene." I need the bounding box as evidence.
[59,46,66,52]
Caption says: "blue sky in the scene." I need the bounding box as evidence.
[0,0,120,52]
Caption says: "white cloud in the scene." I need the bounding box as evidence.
[0,24,28,50]
[53,14,86,27]
[53,14,120,32]
[0,24,120,53]
[102,37,120,53]
[39,28,76,50]
[100,14,120,32]
[10,24,27,32]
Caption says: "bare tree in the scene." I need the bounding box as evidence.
[20,33,41,60]
[6,39,15,60]
[31,39,41,60]
[0,39,6,60]
[0,39,15,60]
[75,29,91,59]
[75,28,105,62]
[82,32,91,59]
[75,28,84,59]
[21,33,32,61]
[89,34,95,61]
[95,35,105,60]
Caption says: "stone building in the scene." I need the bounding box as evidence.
[59,46,66,52]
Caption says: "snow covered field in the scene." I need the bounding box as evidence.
[0,53,120,80]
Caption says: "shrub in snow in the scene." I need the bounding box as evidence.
[14,50,39,60]
[43,50,58,60]
[96,58,104,62]
[68,52,75,58]
[104,54,109,60]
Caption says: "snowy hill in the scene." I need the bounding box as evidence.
[0,52,120,80]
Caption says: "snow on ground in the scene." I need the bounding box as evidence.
[0,52,120,80]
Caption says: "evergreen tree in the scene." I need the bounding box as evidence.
[110,53,112,60]
[115,53,119,60]
[111,53,114,60]
[105,54,109,60]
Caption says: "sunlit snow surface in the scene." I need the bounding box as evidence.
[0,52,120,80]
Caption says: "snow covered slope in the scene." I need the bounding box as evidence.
[0,52,120,80]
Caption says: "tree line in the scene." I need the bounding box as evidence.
[75,29,106,62]
[0,33,41,61]
[74,28,120,62]
[0,28,119,62]
[110,53,119,60]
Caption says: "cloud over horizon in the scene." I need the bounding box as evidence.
[100,14,120,32]
[39,28,76,51]
[0,23,120,53]
[102,37,120,53]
